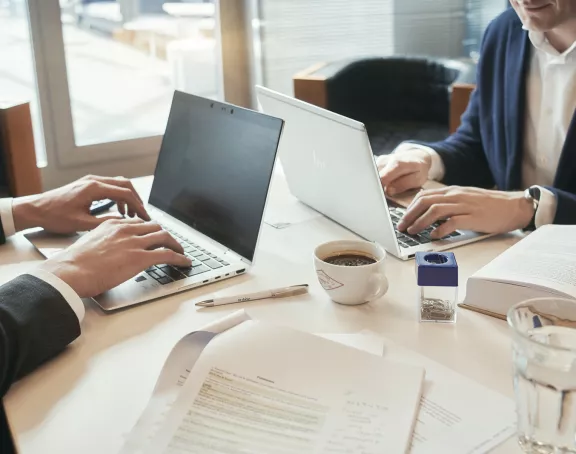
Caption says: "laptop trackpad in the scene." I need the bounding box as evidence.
[24,230,82,259]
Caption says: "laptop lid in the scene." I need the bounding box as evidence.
[149,91,284,263]
[256,86,401,257]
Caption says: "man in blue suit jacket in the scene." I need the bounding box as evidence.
[378,1,576,238]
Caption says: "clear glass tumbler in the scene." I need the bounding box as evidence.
[507,298,576,454]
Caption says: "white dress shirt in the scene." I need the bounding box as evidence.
[0,198,85,323]
[395,29,576,229]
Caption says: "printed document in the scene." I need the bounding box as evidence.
[137,320,424,454]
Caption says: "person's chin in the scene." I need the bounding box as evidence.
[520,5,557,30]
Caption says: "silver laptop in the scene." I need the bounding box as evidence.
[26,91,284,311]
[256,86,491,260]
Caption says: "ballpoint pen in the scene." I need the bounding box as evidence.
[195,284,309,307]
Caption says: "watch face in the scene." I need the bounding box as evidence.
[529,186,541,201]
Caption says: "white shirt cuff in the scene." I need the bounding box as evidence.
[26,269,85,323]
[534,186,557,229]
[0,198,16,237]
[394,143,446,181]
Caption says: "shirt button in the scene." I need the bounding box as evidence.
[539,157,548,165]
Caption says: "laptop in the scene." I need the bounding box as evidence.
[256,86,491,260]
[26,91,284,311]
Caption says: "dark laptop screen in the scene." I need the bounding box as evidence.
[149,91,283,261]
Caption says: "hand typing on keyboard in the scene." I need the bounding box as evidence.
[376,148,432,196]
[397,186,535,239]
[37,219,191,298]
[144,224,231,285]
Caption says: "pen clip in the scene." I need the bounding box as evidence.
[272,284,309,298]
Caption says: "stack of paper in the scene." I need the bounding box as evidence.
[122,312,424,454]
[121,313,516,454]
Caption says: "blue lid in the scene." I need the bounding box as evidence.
[415,252,458,287]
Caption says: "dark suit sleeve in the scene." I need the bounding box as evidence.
[546,187,576,225]
[411,25,495,189]
[0,275,81,397]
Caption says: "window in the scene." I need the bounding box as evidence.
[253,0,476,95]
[25,0,244,188]
[60,0,220,146]
[0,1,46,163]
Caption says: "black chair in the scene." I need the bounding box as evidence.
[293,56,476,156]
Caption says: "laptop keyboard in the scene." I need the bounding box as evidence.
[388,207,461,249]
[143,224,230,285]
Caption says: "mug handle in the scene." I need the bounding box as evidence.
[369,274,389,301]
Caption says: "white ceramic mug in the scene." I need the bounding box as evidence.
[314,240,389,305]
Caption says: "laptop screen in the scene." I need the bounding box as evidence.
[149,91,283,261]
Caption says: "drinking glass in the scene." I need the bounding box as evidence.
[507,298,576,454]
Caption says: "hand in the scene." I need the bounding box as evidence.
[377,148,432,196]
[12,175,150,234]
[37,219,191,298]
[397,186,535,239]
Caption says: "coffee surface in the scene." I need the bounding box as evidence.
[324,254,376,267]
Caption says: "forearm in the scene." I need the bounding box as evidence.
[0,275,81,397]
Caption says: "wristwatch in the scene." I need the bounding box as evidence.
[523,186,541,231]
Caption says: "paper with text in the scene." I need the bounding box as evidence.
[120,310,251,454]
[145,321,424,454]
[380,337,516,454]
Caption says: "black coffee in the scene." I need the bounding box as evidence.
[324,254,376,267]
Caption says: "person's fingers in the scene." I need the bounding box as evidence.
[430,215,473,239]
[145,249,191,268]
[138,230,184,254]
[117,202,126,216]
[387,173,424,196]
[115,217,147,225]
[84,175,144,204]
[120,220,162,235]
[407,203,466,235]
[406,186,464,212]
[379,161,422,188]
[407,186,452,207]
[76,214,125,231]
[88,182,150,221]
[397,195,447,231]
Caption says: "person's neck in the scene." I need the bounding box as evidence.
[545,19,576,53]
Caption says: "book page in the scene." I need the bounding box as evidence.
[474,225,576,298]
[146,321,424,454]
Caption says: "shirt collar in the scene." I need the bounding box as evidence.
[522,25,576,64]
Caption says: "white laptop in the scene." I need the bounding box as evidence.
[256,85,491,260]
[26,91,284,311]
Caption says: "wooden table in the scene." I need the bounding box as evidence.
[4,171,523,453]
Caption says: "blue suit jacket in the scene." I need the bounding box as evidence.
[422,9,576,225]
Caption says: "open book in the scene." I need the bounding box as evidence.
[121,311,424,454]
[461,225,576,319]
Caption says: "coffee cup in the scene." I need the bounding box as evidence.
[314,240,388,305]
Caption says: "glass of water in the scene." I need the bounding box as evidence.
[507,298,576,454]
